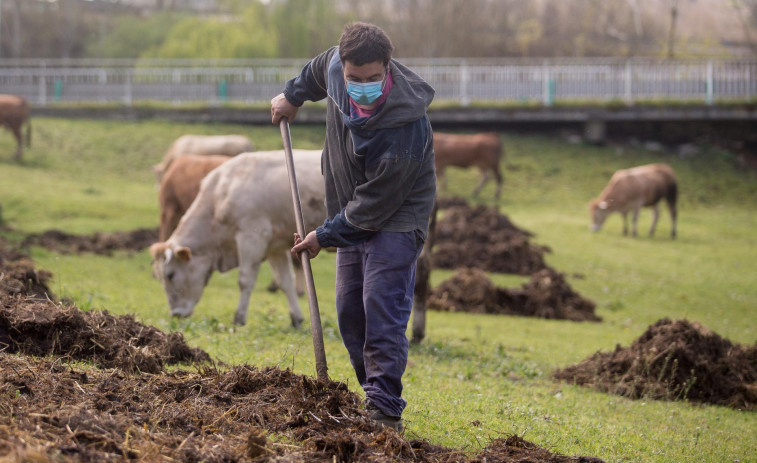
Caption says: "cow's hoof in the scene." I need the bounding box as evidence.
[291,317,304,329]
[233,315,247,326]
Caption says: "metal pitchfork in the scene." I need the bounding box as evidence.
[279,118,329,382]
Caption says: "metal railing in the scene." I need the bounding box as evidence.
[0,58,754,106]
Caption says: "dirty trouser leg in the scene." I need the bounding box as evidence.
[335,231,421,418]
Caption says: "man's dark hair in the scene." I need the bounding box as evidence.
[338,22,393,67]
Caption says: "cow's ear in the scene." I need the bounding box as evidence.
[176,246,192,262]
[149,242,168,259]
[598,201,608,210]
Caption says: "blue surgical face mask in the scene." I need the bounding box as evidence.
[345,73,386,105]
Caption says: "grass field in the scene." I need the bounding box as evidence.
[1,117,756,463]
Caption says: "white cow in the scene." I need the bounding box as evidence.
[152,134,253,184]
[150,149,325,327]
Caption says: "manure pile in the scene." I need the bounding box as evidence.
[0,237,604,463]
[432,199,550,275]
[428,267,600,322]
[21,227,159,255]
[554,318,757,410]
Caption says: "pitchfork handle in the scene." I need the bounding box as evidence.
[279,118,329,382]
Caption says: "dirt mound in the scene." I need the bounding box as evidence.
[0,240,54,300]
[21,227,159,255]
[554,318,757,410]
[0,296,210,374]
[0,353,603,463]
[428,268,600,322]
[0,236,209,373]
[431,200,550,275]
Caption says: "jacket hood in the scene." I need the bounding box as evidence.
[327,50,435,131]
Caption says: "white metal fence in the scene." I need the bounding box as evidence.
[0,58,754,106]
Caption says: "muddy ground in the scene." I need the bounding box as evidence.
[428,267,600,322]
[0,237,605,462]
[20,227,159,256]
[432,198,551,275]
[554,318,757,410]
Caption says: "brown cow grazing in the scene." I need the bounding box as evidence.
[152,134,253,185]
[433,132,504,199]
[0,94,31,161]
[589,163,678,238]
[158,154,231,241]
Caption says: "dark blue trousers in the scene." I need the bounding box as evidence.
[335,230,422,418]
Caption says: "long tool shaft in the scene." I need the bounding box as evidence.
[279,118,329,381]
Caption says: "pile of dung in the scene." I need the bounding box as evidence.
[0,239,53,300]
[0,237,604,463]
[21,227,159,255]
[428,267,600,322]
[0,352,604,463]
[0,299,211,374]
[431,200,550,275]
[0,235,209,374]
[554,318,757,410]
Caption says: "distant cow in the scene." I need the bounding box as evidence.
[150,150,325,327]
[433,132,504,199]
[589,163,678,238]
[152,134,253,184]
[0,94,31,161]
[158,154,231,241]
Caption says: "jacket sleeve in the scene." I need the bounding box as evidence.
[284,47,335,106]
[315,210,376,248]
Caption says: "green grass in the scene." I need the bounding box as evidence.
[1,117,756,463]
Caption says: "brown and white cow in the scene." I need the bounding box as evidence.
[158,154,231,241]
[589,163,678,238]
[150,150,325,327]
[433,132,504,199]
[152,134,253,184]
[0,94,31,161]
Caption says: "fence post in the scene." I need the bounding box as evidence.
[460,59,470,107]
[218,78,228,103]
[38,64,47,106]
[542,60,553,106]
[706,60,714,105]
[624,60,633,104]
[53,78,63,102]
[124,69,132,106]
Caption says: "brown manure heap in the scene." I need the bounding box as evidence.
[0,353,605,463]
[0,237,604,462]
[0,239,53,300]
[431,199,550,275]
[21,227,159,255]
[428,267,600,322]
[0,236,209,374]
[554,318,757,410]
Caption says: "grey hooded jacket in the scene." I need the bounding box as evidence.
[283,46,436,248]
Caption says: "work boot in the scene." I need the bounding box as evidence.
[365,401,403,432]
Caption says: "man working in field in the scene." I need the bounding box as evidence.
[270,22,436,431]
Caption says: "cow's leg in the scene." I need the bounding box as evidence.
[411,251,431,344]
[631,208,640,237]
[668,200,677,239]
[492,166,504,200]
[622,212,629,236]
[648,203,660,237]
[234,235,269,326]
[473,170,489,197]
[11,125,23,160]
[438,168,448,191]
[268,251,305,328]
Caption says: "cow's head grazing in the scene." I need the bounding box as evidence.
[589,199,611,232]
[150,241,214,318]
